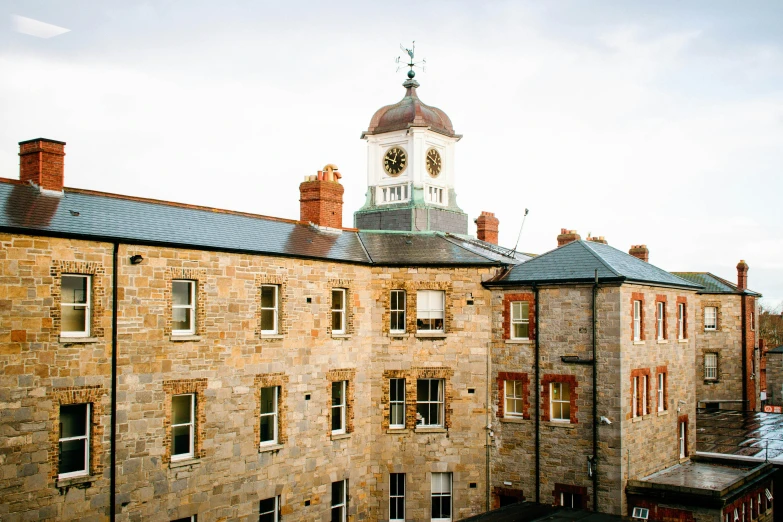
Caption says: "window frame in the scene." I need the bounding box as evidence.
[504,380,525,418]
[705,353,718,380]
[679,417,688,459]
[416,290,445,333]
[705,306,717,331]
[656,301,665,340]
[633,376,639,419]
[260,284,279,335]
[642,375,649,416]
[678,302,685,340]
[389,378,406,429]
[171,393,195,461]
[390,289,406,334]
[633,300,642,341]
[259,386,279,447]
[511,301,530,340]
[331,380,347,435]
[259,496,280,522]
[172,279,196,336]
[332,479,348,522]
[431,472,452,522]
[416,378,445,428]
[657,373,665,412]
[332,288,347,335]
[550,382,570,423]
[390,472,406,521]
[61,274,91,338]
[58,403,91,478]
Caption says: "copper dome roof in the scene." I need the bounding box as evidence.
[361,79,460,139]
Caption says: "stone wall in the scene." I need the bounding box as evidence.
[767,352,783,406]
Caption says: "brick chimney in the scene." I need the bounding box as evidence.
[586,235,607,245]
[475,211,499,245]
[557,228,581,247]
[736,260,748,290]
[19,138,66,193]
[299,165,344,229]
[629,245,649,262]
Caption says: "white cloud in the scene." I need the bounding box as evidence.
[11,15,70,39]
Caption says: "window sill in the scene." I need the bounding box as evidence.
[505,339,532,345]
[170,335,202,342]
[632,416,642,423]
[56,474,95,488]
[657,339,669,344]
[633,340,645,345]
[415,427,447,433]
[386,428,409,434]
[657,410,669,417]
[331,432,351,441]
[500,417,527,424]
[259,443,284,453]
[388,332,410,339]
[544,421,574,429]
[704,379,719,384]
[170,457,200,469]
[59,336,99,344]
[331,334,351,339]
[261,334,284,340]
[678,339,688,344]
[415,332,447,339]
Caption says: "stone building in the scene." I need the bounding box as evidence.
[766,346,783,409]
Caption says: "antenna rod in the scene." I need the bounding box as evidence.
[512,208,530,255]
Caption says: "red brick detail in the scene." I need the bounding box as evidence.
[629,244,649,262]
[162,379,208,464]
[475,211,499,245]
[631,292,645,341]
[502,293,535,340]
[629,368,652,419]
[743,295,757,410]
[299,179,344,229]
[492,487,525,510]
[541,374,578,423]
[737,260,749,290]
[557,228,581,247]
[497,372,530,420]
[19,138,65,192]
[678,414,689,457]
[553,483,588,509]
[630,498,695,522]
[656,365,668,412]
[676,296,688,340]
[655,294,668,340]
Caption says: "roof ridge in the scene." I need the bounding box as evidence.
[577,240,622,277]
[440,233,497,262]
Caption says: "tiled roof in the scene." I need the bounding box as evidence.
[489,240,702,289]
[358,231,521,265]
[670,272,762,297]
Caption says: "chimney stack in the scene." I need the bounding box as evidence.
[19,138,66,193]
[299,164,344,229]
[557,228,581,247]
[586,235,608,245]
[629,245,649,262]
[736,260,748,290]
[475,211,499,245]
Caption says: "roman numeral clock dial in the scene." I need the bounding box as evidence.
[383,147,407,176]
[426,148,442,177]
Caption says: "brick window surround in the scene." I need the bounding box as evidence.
[629,368,652,419]
[553,483,588,509]
[497,372,530,419]
[541,374,578,423]
[48,385,107,484]
[381,367,454,429]
[162,379,207,463]
[655,295,668,340]
[676,296,688,339]
[50,260,106,339]
[327,368,356,436]
[254,373,289,446]
[327,279,355,335]
[702,301,721,331]
[379,280,454,335]
[254,274,287,338]
[656,366,669,412]
[502,293,536,340]
[678,414,689,458]
[164,268,207,337]
[631,292,645,341]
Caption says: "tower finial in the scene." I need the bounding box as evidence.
[396,41,426,83]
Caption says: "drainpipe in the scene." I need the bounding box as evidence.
[110,242,119,521]
[534,284,540,503]
[592,270,599,512]
[486,288,491,513]
[740,296,748,410]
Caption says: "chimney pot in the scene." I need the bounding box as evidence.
[475,211,500,245]
[19,138,66,193]
[736,260,749,290]
[629,244,650,262]
[557,228,581,247]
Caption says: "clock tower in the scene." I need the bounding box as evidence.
[354,75,468,234]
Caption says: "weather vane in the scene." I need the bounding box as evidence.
[396,41,426,79]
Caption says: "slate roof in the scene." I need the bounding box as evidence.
[768,345,783,354]
[487,239,703,289]
[670,272,762,297]
[358,231,522,265]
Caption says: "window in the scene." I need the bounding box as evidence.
[61,274,90,337]
[679,417,688,458]
[379,183,409,204]
[390,290,406,333]
[417,290,445,332]
[259,496,280,522]
[632,507,650,520]
[705,353,718,380]
[678,302,686,340]
[425,185,445,205]
[331,480,347,522]
[511,302,530,339]
[505,380,525,418]
[172,280,196,335]
[657,373,666,412]
[633,377,639,419]
[332,289,346,334]
[260,285,279,334]
[171,517,196,522]
[642,375,648,415]
[259,386,278,446]
[560,492,582,508]
[705,306,717,331]
[390,473,405,521]
[390,378,406,429]
[633,300,642,341]
[417,379,444,427]
[171,394,195,460]
[550,382,570,422]
[58,403,90,478]
[431,472,452,521]
[332,381,347,434]
[656,302,665,340]
[751,312,755,331]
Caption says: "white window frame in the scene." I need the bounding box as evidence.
[751,312,755,331]
[259,496,280,522]
[424,184,447,206]
[416,290,445,333]
[331,479,347,522]
[550,382,570,423]
[678,303,685,340]
[657,302,665,340]
[259,386,279,447]
[416,378,444,428]
[705,306,717,331]
[705,353,718,380]
[332,288,346,335]
[260,285,279,335]
[61,274,91,337]
[389,378,406,429]
[632,376,639,418]
[633,300,641,341]
[377,182,410,205]
[58,403,90,478]
[642,375,649,416]
[390,289,406,334]
[679,420,687,458]
[332,380,347,435]
[511,301,530,340]
[505,380,525,418]
[171,393,195,461]
[172,280,196,336]
[390,472,405,521]
[431,472,452,522]
[658,373,665,412]
[632,507,650,520]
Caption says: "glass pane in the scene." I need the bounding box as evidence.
[430,380,441,401]
[552,384,560,401]
[514,323,529,338]
[553,402,563,419]
[561,384,570,401]
[172,395,192,425]
[332,290,343,310]
[417,403,430,425]
[172,281,192,306]
[391,473,403,495]
[391,499,400,519]
[261,286,276,308]
[432,318,443,331]
[331,481,344,505]
[561,402,570,419]
[391,404,404,426]
[172,424,191,455]
[332,382,343,406]
[332,311,343,331]
[391,311,404,331]
[62,276,87,304]
[172,308,191,331]
[60,404,87,438]
[59,438,86,474]
[390,379,404,401]
[332,406,343,431]
[259,511,275,522]
[259,497,276,513]
[260,415,274,442]
[62,306,87,333]
[331,506,344,522]
[417,380,429,401]
[260,387,276,414]
[261,309,275,331]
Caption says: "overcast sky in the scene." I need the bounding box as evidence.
[2,1,782,306]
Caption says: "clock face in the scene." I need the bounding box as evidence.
[383,147,407,176]
[426,148,442,177]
